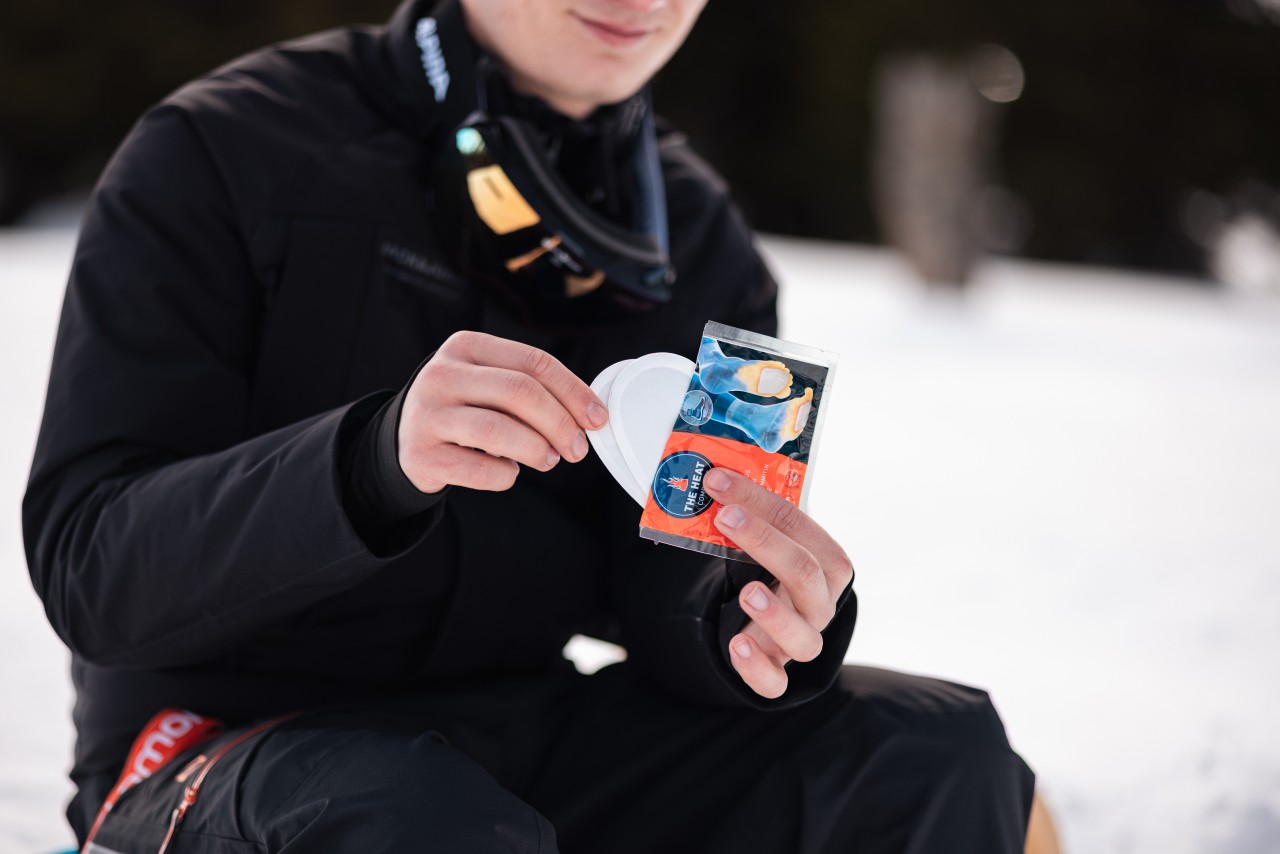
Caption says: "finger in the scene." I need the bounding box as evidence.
[412,444,520,492]
[742,583,805,663]
[728,632,788,699]
[433,406,560,472]
[703,467,854,595]
[435,362,591,462]
[739,582,824,663]
[741,620,789,667]
[714,503,834,631]
[444,331,608,430]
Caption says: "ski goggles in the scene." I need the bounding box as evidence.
[440,107,676,323]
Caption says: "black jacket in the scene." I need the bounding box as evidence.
[23,0,856,815]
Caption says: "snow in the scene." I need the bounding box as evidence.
[3,217,1279,852]
[0,225,78,853]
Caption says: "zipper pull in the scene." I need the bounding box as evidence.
[174,754,207,784]
[157,788,196,854]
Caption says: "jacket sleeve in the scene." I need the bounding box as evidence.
[21,104,443,670]
[610,197,858,709]
[612,541,857,710]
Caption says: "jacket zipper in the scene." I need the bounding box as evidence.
[156,713,299,854]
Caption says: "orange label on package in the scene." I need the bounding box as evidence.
[640,433,808,550]
[638,322,835,564]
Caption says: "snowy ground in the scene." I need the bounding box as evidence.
[2,213,1279,853]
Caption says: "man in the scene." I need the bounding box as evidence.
[23,0,1035,851]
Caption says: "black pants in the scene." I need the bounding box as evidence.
[81,664,1034,854]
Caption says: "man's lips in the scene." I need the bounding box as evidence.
[573,13,653,47]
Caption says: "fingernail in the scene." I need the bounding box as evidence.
[587,401,608,427]
[733,638,752,659]
[718,505,745,529]
[705,468,731,492]
[546,450,561,469]
[745,587,768,612]
[572,432,588,461]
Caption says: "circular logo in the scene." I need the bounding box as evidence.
[651,451,715,518]
[679,390,713,426]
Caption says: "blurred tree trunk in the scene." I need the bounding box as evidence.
[872,53,997,288]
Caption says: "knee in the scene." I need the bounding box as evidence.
[806,667,1028,797]
[835,665,1014,750]
[819,665,1039,829]
[831,667,1034,802]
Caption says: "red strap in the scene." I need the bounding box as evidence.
[82,709,223,849]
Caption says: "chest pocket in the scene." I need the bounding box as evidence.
[248,219,375,433]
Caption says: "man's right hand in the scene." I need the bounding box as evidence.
[397,331,609,493]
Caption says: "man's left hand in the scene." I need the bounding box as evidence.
[702,467,853,699]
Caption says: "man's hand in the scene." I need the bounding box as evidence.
[702,468,854,699]
[398,331,608,493]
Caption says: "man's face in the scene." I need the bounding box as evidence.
[460,0,708,118]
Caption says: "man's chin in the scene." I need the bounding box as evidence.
[542,81,648,118]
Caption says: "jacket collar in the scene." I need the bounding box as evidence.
[377,0,646,146]
[379,0,483,139]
